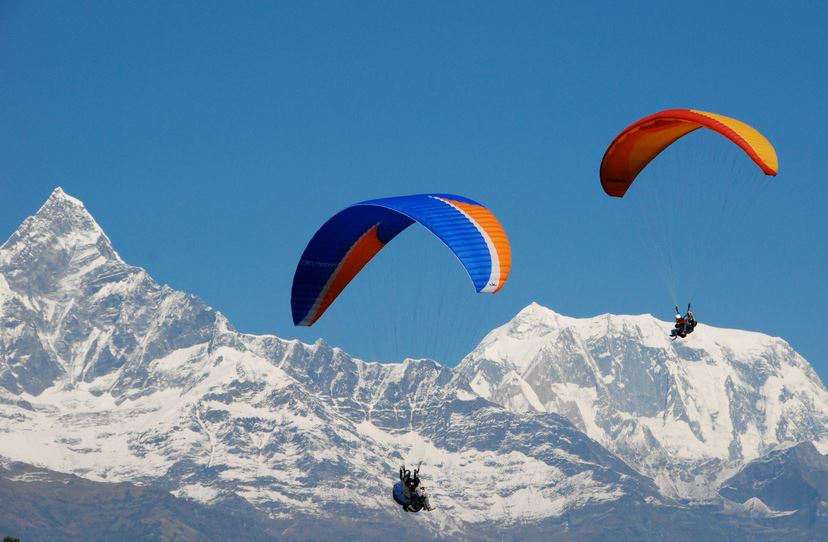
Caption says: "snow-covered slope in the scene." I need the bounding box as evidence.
[0,189,660,536]
[458,303,828,500]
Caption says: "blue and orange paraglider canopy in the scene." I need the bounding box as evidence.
[600,109,778,197]
[291,194,511,326]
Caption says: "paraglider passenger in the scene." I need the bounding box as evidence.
[671,314,688,340]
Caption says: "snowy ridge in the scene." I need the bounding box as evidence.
[459,302,828,499]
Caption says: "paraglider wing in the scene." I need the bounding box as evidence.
[600,109,778,197]
[291,194,511,326]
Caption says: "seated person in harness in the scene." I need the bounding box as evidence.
[670,305,697,340]
[685,310,697,334]
[392,464,434,512]
[671,313,688,339]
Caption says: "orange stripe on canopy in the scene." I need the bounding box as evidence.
[600,109,778,198]
[308,224,385,325]
[441,198,512,293]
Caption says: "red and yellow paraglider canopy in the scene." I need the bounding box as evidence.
[600,109,778,198]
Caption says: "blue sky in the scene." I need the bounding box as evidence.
[1,2,825,378]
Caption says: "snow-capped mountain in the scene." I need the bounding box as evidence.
[0,188,662,539]
[1,188,826,540]
[458,303,828,500]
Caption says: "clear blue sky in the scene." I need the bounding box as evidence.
[1,2,825,378]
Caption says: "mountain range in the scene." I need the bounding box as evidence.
[0,188,825,540]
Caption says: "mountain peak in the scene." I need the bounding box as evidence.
[502,302,573,339]
[32,186,108,239]
[513,301,562,323]
[517,301,553,316]
[0,187,123,292]
[47,185,83,206]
